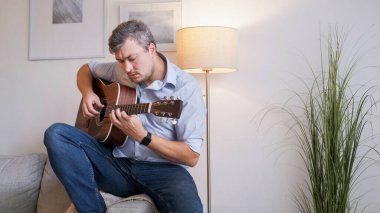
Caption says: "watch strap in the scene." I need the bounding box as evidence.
[140,132,152,146]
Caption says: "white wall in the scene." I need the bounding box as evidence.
[1,0,380,212]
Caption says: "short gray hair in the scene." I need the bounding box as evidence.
[108,20,156,54]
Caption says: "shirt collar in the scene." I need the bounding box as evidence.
[158,52,177,87]
[143,52,176,90]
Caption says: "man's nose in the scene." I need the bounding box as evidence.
[125,61,133,72]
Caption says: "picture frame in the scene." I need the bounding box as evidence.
[29,0,106,60]
[120,2,182,52]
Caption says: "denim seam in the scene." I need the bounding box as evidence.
[113,159,171,212]
[80,142,171,212]
[80,146,106,212]
[81,143,131,180]
[81,143,115,162]
[132,173,172,212]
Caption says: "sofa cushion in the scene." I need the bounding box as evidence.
[0,153,47,213]
[106,193,159,213]
[37,159,71,213]
[65,192,159,213]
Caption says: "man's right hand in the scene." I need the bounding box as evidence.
[77,64,105,119]
[82,92,104,119]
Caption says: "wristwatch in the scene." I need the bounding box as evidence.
[140,132,152,146]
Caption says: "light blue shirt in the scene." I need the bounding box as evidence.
[88,53,206,166]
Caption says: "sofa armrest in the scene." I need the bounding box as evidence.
[0,153,47,212]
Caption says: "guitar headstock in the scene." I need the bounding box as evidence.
[151,98,183,119]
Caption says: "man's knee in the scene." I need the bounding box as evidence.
[45,123,64,143]
[44,123,74,149]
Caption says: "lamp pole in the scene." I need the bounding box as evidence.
[204,68,211,213]
[176,26,238,213]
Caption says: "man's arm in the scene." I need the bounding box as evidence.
[110,109,200,167]
[77,64,103,118]
[148,134,200,167]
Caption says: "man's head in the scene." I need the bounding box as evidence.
[108,20,160,84]
[108,20,156,54]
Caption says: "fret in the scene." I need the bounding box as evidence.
[138,104,142,113]
[104,103,151,116]
[132,104,136,114]
[127,104,131,115]
[141,103,148,113]
[144,103,148,113]
[104,102,167,117]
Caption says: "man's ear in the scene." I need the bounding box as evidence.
[148,43,156,55]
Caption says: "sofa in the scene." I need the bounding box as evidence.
[0,153,159,213]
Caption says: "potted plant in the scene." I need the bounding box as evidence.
[282,28,379,213]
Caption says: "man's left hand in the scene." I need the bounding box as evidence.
[109,108,147,142]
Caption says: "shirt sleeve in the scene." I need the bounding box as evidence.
[88,61,134,87]
[88,61,119,82]
[175,79,207,154]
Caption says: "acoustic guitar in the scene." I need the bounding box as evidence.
[75,78,183,146]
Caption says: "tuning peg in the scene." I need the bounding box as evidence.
[163,96,168,100]
[171,119,177,125]
[170,96,174,100]
[177,96,181,100]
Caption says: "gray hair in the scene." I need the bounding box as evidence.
[108,20,156,54]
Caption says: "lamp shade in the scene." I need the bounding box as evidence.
[176,26,238,73]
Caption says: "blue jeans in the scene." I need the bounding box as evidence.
[44,123,202,213]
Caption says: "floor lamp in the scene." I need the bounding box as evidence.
[176,26,238,213]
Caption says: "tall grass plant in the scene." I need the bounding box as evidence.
[287,28,378,213]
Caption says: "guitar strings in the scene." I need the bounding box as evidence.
[98,104,149,114]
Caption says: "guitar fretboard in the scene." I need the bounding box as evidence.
[104,103,151,115]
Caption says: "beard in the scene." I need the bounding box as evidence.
[128,67,154,84]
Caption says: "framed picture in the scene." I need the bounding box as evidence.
[120,2,182,52]
[29,0,106,60]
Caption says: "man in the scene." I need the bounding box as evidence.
[44,20,206,213]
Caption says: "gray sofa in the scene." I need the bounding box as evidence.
[0,153,158,213]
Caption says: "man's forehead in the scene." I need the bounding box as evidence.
[115,39,141,58]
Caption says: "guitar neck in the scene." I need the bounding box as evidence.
[120,103,151,115]
[114,103,151,115]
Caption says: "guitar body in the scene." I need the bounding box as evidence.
[75,79,136,146]
[75,78,183,146]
